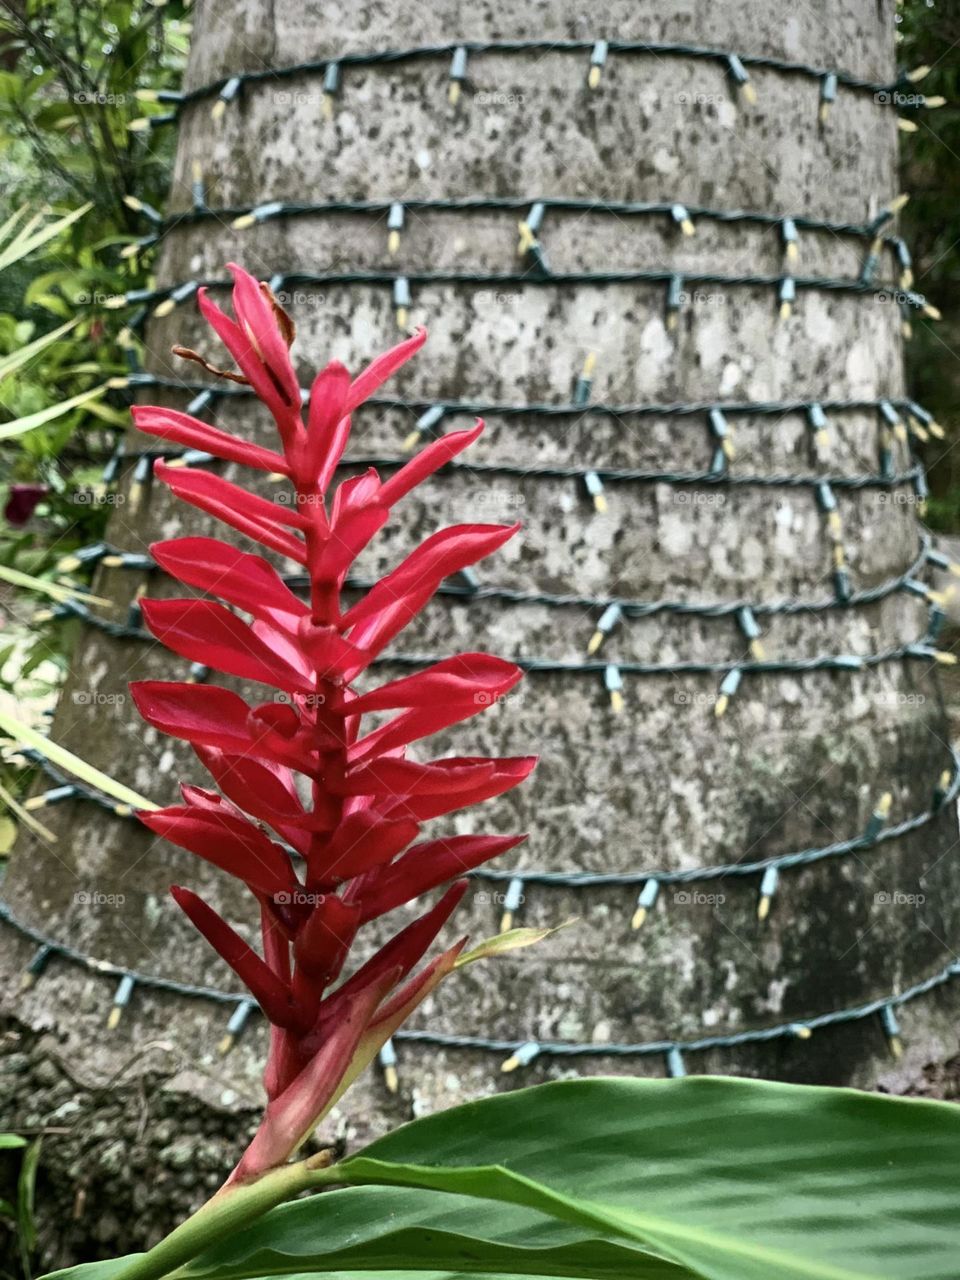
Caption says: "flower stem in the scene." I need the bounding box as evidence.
[112,1155,335,1280]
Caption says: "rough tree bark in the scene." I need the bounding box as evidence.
[3,0,959,1266]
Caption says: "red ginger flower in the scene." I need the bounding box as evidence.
[129,264,534,1187]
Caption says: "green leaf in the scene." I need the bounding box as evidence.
[0,383,108,440]
[0,318,79,383]
[17,1137,41,1254]
[44,1187,687,1280]
[0,203,91,274]
[0,1135,28,1150]
[0,707,157,811]
[325,1078,960,1280]
[46,1079,960,1280]
[0,562,109,606]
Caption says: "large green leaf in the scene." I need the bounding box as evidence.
[50,1184,687,1280]
[324,1077,960,1280]
[44,1077,960,1280]
[327,1077,960,1280]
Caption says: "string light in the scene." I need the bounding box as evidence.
[125,194,914,278]
[583,470,607,514]
[442,46,466,105]
[321,62,341,119]
[807,402,830,453]
[393,277,411,330]
[143,42,931,128]
[588,40,608,90]
[666,1046,687,1077]
[218,999,255,1055]
[781,217,799,261]
[757,865,779,921]
[604,664,625,714]
[778,275,796,320]
[587,603,622,655]
[8,883,954,1071]
[819,72,837,123]
[107,264,937,319]
[631,878,660,930]
[671,204,696,236]
[402,403,445,452]
[107,973,135,1029]
[880,1005,903,1059]
[210,75,240,121]
[502,1041,541,1072]
[190,159,206,211]
[725,54,757,105]
[499,877,525,933]
[378,1038,399,1092]
[387,202,404,256]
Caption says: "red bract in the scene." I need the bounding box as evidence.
[130,264,534,1187]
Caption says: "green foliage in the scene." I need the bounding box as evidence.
[0,1135,41,1280]
[44,1077,960,1280]
[898,1,960,528]
[0,0,188,701]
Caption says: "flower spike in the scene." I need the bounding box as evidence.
[131,266,535,1187]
